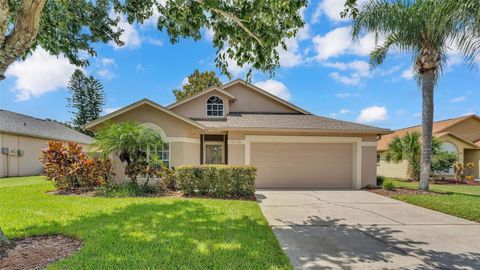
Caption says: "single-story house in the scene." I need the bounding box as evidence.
[0,109,93,177]
[85,79,391,189]
[377,114,480,179]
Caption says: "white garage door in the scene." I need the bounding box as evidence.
[251,142,354,189]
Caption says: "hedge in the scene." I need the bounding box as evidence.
[176,165,257,198]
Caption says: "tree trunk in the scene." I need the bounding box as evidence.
[0,0,47,80]
[0,226,10,246]
[419,70,435,191]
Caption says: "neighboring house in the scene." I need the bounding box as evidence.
[85,79,390,189]
[0,110,93,177]
[377,115,480,179]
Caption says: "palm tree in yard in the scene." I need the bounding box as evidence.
[351,0,480,190]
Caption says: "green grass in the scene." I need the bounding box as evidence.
[0,176,291,270]
[390,179,480,195]
[386,178,480,222]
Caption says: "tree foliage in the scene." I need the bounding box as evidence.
[385,132,457,180]
[68,69,105,134]
[173,69,221,101]
[92,121,164,186]
[350,0,480,190]
[0,0,307,80]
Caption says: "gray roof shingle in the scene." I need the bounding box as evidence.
[195,113,390,133]
[0,110,94,144]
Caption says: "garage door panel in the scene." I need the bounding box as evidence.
[251,142,353,189]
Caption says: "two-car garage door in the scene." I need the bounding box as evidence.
[251,142,354,189]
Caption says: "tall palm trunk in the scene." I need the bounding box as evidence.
[0,226,10,246]
[419,70,435,191]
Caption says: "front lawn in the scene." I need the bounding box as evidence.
[386,179,480,222]
[390,179,480,196]
[0,176,290,269]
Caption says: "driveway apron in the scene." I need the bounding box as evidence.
[256,190,480,269]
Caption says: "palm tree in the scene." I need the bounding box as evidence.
[351,0,480,190]
[385,132,441,180]
[92,121,164,186]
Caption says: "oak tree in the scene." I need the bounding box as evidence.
[173,69,221,101]
[0,0,307,80]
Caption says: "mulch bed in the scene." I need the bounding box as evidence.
[368,188,443,197]
[0,235,83,270]
[404,179,480,186]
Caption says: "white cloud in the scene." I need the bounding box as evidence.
[336,92,360,98]
[401,68,415,80]
[312,0,356,23]
[254,79,291,101]
[204,27,215,41]
[276,7,310,68]
[329,72,362,86]
[97,57,116,80]
[142,5,162,27]
[145,37,163,46]
[181,77,189,86]
[357,106,388,123]
[5,47,77,101]
[450,96,466,103]
[413,112,421,118]
[97,69,115,80]
[102,58,115,66]
[112,14,141,49]
[331,108,352,117]
[313,26,381,61]
[277,37,303,68]
[325,60,372,86]
[104,107,121,114]
[225,54,251,77]
[135,64,146,71]
[324,60,371,77]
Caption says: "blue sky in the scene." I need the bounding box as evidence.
[0,0,479,130]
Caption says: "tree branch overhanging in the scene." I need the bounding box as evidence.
[0,0,47,81]
[193,0,264,47]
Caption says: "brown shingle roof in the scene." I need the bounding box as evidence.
[195,113,391,134]
[377,114,479,151]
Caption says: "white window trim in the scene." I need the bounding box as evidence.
[206,96,224,118]
[145,142,171,169]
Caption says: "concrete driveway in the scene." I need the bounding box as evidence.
[256,190,480,269]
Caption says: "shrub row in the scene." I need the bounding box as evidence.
[176,165,256,198]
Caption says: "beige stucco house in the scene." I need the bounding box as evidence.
[377,115,480,179]
[0,110,93,177]
[86,79,391,189]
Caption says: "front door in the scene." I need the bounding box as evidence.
[205,142,224,164]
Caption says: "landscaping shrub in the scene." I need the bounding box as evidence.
[41,141,114,190]
[382,180,395,191]
[161,167,177,190]
[176,165,256,198]
[376,175,385,186]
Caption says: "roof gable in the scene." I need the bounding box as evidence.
[85,99,206,130]
[377,114,480,150]
[222,79,310,115]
